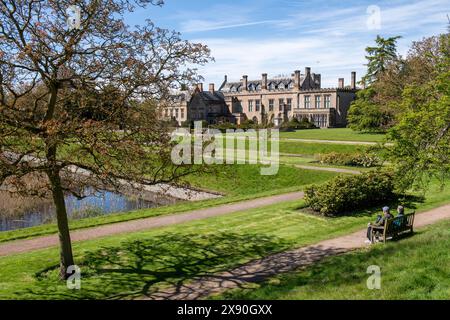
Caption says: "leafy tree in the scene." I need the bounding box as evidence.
[347,87,393,132]
[239,119,257,130]
[0,0,211,278]
[362,35,401,86]
[387,33,450,191]
[350,34,446,133]
[349,36,401,132]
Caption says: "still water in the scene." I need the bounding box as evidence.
[0,189,161,232]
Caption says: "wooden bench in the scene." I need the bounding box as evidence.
[371,212,415,243]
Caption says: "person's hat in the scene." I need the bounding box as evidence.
[382,206,390,212]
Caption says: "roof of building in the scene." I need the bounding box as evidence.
[220,74,322,93]
[191,90,227,106]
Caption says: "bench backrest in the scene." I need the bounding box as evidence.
[385,212,415,234]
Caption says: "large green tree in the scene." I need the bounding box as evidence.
[349,33,447,133]
[347,87,392,132]
[348,36,401,132]
[362,35,401,87]
[0,0,211,278]
[387,33,450,191]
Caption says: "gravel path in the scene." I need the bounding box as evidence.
[0,191,305,257]
[142,203,450,300]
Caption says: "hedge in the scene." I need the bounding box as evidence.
[304,171,396,216]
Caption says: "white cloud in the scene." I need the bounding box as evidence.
[180,19,280,33]
[182,0,448,88]
[195,36,366,88]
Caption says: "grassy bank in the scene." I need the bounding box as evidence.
[0,199,380,299]
[279,155,374,172]
[215,219,450,300]
[0,165,338,243]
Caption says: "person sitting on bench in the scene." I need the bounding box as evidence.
[365,206,394,243]
[393,205,405,227]
[397,205,405,217]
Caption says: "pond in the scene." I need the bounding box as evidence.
[0,188,175,232]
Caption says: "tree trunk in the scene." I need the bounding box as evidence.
[47,170,75,280]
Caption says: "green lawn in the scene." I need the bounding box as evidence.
[222,134,370,155]
[184,164,338,195]
[0,199,380,299]
[215,219,450,300]
[280,128,386,142]
[0,164,338,243]
[0,179,449,299]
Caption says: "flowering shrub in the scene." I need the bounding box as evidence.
[317,152,380,167]
[304,171,396,216]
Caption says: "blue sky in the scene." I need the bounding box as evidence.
[128,0,449,88]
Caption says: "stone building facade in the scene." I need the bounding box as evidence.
[161,92,189,125]
[165,67,358,128]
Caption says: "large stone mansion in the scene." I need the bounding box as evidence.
[163,67,358,128]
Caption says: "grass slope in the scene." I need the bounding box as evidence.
[215,220,450,300]
[0,199,377,299]
[0,165,337,243]
[0,179,449,299]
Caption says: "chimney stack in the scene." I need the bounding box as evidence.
[351,71,356,89]
[305,67,311,76]
[242,75,248,91]
[294,70,301,89]
[338,78,344,89]
[197,83,203,92]
[209,83,215,93]
[315,74,321,88]
[262,73,268,90]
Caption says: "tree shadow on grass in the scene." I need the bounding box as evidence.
[19,232,290,300]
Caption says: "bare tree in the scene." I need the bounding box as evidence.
[0,0,211,278]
